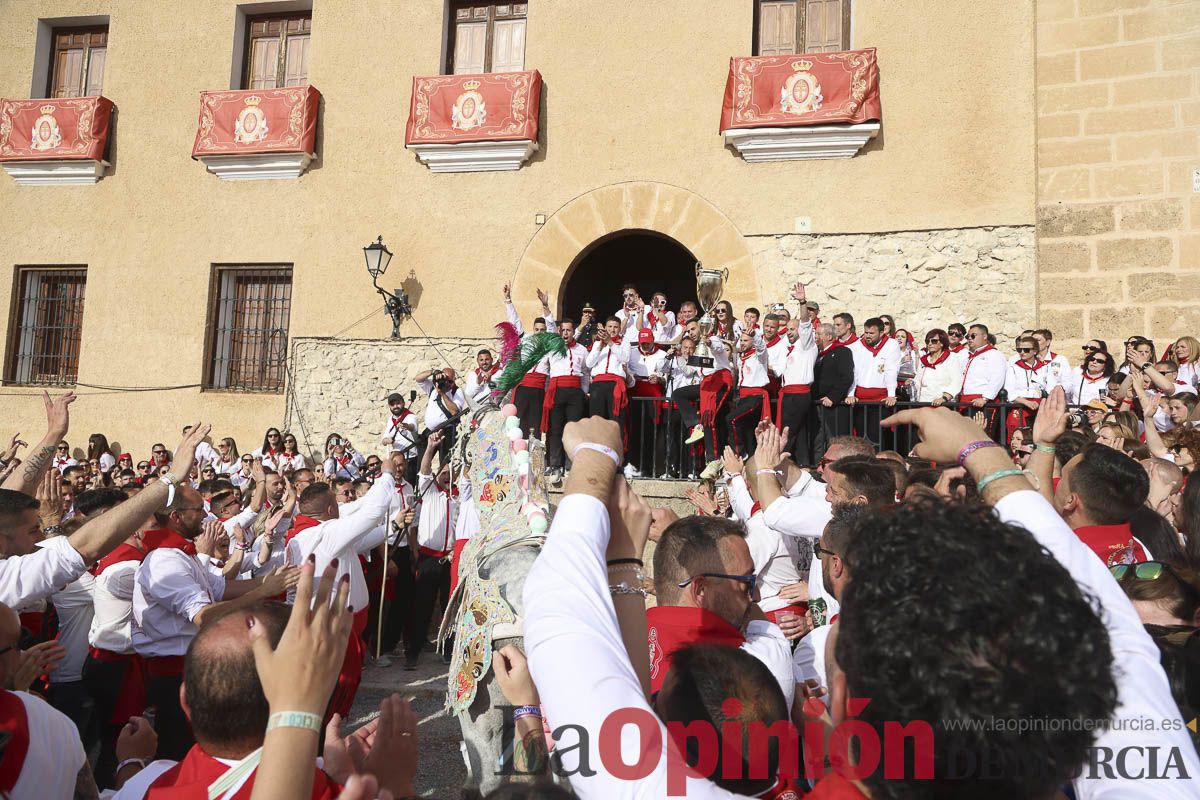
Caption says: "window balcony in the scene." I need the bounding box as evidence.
[405,69,541,173]
[720,48,881,162]
[0,96,114,185]
[191,86,320,181]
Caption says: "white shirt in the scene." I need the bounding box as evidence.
[698,335,733,377]
[381,409,419,454]
[667,356,701,395]
[848,337,901,395]
[53,456,77,473]
[546,341,591,391]
[132,547,226,657]
[774,324,817,387]
[4,690,87,800]
[792,622,833,708]
[251,447,283,471]
[735,334,770,389]
[286,473,395,612]
[627,346,669,383]
[523,494,741,799]
[959,345,1008,399]
[586,340,629,378]
[418,378,468,430]
[464,367,497,402]
[0,535,86,609]
[1177,361,1199,391]
[1064,367,1111,406]
[323,450,366,480]
[761,483,839,621]
[214,457,239,476]
[1044,351,1071,387]
[89,557,139,654]
[276,452,306,472]
[506,300,556,338]
[727,477,801,613]
[47,569,94,684]
[645,308,677,343]
[194,441,219,469]
[996,491,1200,798]
[414,473,459,554]
[1004,359,1054,400]
[615,305,650,345]
[913,352,965,402]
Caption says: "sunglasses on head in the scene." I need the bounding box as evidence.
[1110,562,1200,605]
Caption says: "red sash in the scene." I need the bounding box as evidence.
[740,386,773,423]
[698,370,734,427]
[327,608,370,723]
[518,371,547,389]
[630,379,666,425]
[854,387,888,401]
[0,691,31,794]
[143,529,197,557]
[592,374,629,421]
[764,604,807,624]
[540,376,582,433]
[775,383,811,423]
[148,744,340,799]
[647,606,745,695]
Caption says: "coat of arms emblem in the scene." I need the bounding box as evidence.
[234,95,269,145]
[779,59,824,115]
[451,80,487,131]
[30,105,63,151]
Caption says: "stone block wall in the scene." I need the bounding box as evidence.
[1037,0,1200,349]
[747,226,1037,346]
[284,336,494,463]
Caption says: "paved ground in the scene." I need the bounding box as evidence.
[342,651,468,798]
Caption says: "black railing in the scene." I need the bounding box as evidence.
[622,397,1039,479]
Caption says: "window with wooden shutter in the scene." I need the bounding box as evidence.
[754,0,850,55]
[205,266,292,393]
[48,27,107,98]
[6,267,87,386]
[243,14,312,89]
[448,2,528,74]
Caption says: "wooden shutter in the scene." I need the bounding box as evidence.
[453,15,488,74]
[248,36,280,88]
[804,0,848,52]
[245,14,312,89]
[85,46,105,95]
[757,1,798,56]
[50,28,107,98]
[283,33,310,86]
[491,18,526,72]
[52,48,85,97]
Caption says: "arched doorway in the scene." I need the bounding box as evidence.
[560,230,698,322]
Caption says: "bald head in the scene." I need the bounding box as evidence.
[183,602,288,757]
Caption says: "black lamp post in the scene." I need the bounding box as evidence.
[363,235,411,338]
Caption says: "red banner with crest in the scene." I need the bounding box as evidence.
[191,86,320,157]
[405,70,541,145]
[0,96,113,161]
[720,48,881,132]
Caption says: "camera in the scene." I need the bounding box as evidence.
[1067,411,1087,428]
[432,370,453,391]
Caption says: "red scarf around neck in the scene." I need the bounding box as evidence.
[920,350,951,369]
[142,529,197,557]
[1014,358,1048,372]
[861,335,889,357]
[147,744,340,799]
[968,344,995,359]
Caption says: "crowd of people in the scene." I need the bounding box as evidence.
[0,278,1199,798]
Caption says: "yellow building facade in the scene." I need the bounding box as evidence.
[1,0,1152,459]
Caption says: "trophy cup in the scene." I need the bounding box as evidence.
[688,263,729,368]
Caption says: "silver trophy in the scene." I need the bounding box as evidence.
[688,263,729,368]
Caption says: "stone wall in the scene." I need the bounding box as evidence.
[284,336,494,463]
[747,226,1037,345]
[1036,0,1199,348]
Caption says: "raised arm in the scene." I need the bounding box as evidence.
[68,424,211,564]
[504,283,526,337]
[1028,387,1065,502]
[1,391,75,496]
[1130,368,1169,458]
[315,466,397,558]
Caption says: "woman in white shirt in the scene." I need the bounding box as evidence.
[1172,336,1200,391]
[87,433,117,474]
[912,329,964,404]
[323,433,366,480]
[1064,349,1115,406]
[252,427,285,471]
[214,437,240,475]
[277,432,308,473]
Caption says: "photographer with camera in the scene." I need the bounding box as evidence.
[415,366,466,461]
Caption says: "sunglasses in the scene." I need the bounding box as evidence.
[56,445,68,451]
[925,340,939,345]
[1110,562,1200,606]
[152,450,167,455]
[242,457,253,463]
[138,463,150,470]
[677,572,756,593]
[1170,444,1186,454]
[1018,347,1034,353]
[813,542,839,560]
[1082,345,1100,352]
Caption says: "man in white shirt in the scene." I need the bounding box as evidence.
[463,348,498,403]
[415,366,467,460]
[585,317,631,444]
[959,322,1008,407]
[645,291,677,344]
[845,317,901,449]
[379,392,419,461]
[542,318,591,480]
[726,329,772,458]
[774,287,819,464]
[614,284,649,346]
[626,328,671,477]
[503,283,556,440]
[403,432,459,670]
[674,324,735,464]
[664,336,702,478]
[1004,335,1054,444]
[133,484,297,760]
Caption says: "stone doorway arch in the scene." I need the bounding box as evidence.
[509,181,757,324]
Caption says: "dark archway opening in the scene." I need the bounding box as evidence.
[559,230,698,323]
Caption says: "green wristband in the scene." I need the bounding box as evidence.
[975,467,1025,493]
[1034,443,1057,454]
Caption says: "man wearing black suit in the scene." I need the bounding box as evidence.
[811,321,855,463]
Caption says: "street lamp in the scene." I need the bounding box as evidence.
[362,235,411,338]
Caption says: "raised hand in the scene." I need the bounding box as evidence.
[607,476,651,561]
[536,288,550,307]
[880,406,993,464]
[195,519,223,557]
[35,470,64,527]
[502,283,512,300]
[42,391,76,438]
[790,281,807,303]
[722,446,744,477]
[261,565,302,597]
[1,434,25,462]
[172,423,212,478]
[8,641,66,691]
[1032,386,1068,446]
[492,645,539,706]
[685,486,719,516]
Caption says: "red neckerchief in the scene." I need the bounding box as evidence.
[950,343,966,353]
[861,335,888,357]
[0,691,30,794]
[968,344,995,360]
[639,344,657,357]
[390,413,408,429]
[147,744,340,799]
[648,310,660,327]
[805,771,869,799]
[142,528,197,557]
[740,347,757,364]
[1072,523,1147,567]
[565,337,578,349]
[286,514,321,545]
[840,333,859,346]
[1082,370,1107,383]
[265,448,279,458]
[750,501,762,516]
[1014,358,1048,372]
[765,334,782,348]
[647,606,745,695]
[335,453,350,468]
[90,542,146,576]
[920,350,951,368]
[818,341,841,359]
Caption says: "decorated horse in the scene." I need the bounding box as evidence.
[437,328,563,794]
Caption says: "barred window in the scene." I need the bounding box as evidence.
[6,267,87,386]
[205,266,292,393]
